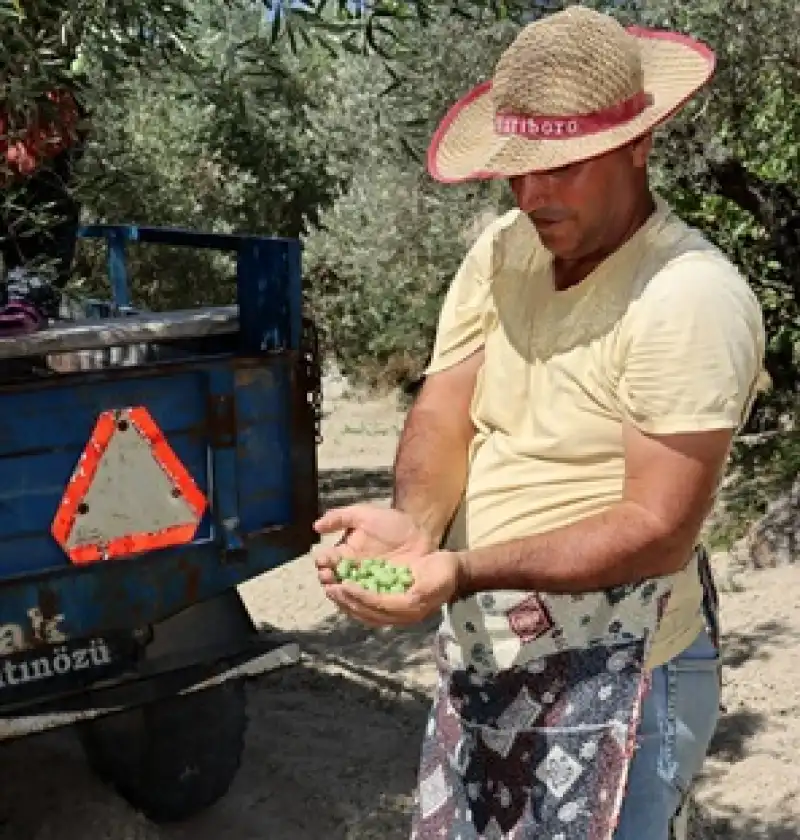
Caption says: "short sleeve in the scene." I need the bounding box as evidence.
[619,255,766,435]
[424,218,502,376]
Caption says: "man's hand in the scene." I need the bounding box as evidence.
[323,549,460,628]
[313,504,458,626]
[313,504,436,586]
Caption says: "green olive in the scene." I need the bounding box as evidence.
[334,557,415,594]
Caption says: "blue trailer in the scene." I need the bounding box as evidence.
[0,225,321,821]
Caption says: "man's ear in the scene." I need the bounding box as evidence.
[631,132,653,167]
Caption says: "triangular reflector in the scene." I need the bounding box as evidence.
[51,406,208,565]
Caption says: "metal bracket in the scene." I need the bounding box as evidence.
[207,392,237,449]
[206,370,245,561]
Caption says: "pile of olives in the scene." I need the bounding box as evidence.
[335,557,415,594]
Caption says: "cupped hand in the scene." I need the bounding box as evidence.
[324,550,461,628]
[313,503,435,587]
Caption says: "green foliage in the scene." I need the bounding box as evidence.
[264,0,534,59]
[304,0,799,432]
[0,0,344,309]
[706,432,800,549]
[0,0,199,287]
[68,1,342,309]
[617,0,800,433]
[306,165,509,388]
[302,13,516,388]
[624,0,799,534]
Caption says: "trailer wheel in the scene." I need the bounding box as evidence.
[79,680,247,823]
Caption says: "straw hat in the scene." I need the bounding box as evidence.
[427,6,716,183]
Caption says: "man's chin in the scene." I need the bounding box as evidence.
[534,227,578,259]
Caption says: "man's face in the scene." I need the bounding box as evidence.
[509,136,652,261]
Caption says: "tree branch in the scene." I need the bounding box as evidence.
[705,157,800,240]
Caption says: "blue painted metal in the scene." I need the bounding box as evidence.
[234,364,295,532]
[79,225,297,250]
[236,239,282,353]
[0,359,297,577]
[206,365,244,557]
[106,228,131,308]
[0,225,317,648]
[286,239,303,353]
[0,529,304,645]
[79,225,299,349]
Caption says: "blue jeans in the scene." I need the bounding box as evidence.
[614,629,721,839]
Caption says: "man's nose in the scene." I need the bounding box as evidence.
[510,173,554,212]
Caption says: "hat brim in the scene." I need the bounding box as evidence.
[427,27,716,184]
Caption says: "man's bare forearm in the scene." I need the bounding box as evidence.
[391,354,482,546]
[456,501,698,596]
[392,401,472,546]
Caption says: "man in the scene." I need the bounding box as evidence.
[315,7,765,840]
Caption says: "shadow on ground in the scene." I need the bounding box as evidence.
[0,661,429,840]
[166,663,430,840]
[690,807,800,840]
[318,466,393,509]
[688,620,800,839]
[707,706,767,763]
[702,619,793,763]
[721,619,800,670]
[289,610,439,699]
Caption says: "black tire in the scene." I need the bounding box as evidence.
[78,680,247,823]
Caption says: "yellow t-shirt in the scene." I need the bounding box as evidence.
[426,196,765,670]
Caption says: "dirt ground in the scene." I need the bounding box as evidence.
[0,375,798,840]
